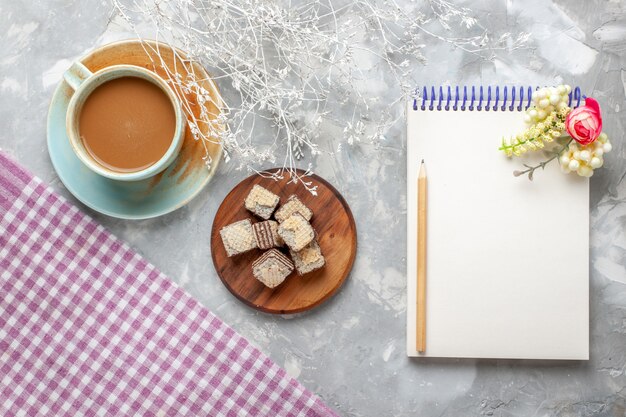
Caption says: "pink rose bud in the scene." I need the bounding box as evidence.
[566,97,603,146]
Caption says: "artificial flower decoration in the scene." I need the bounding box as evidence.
[499,85,612,179]
[565,97,602,145]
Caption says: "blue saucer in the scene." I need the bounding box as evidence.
[46,40,222,220]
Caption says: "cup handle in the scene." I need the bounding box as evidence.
[63,62,93,91]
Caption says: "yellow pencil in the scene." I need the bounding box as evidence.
[417,159,427,353]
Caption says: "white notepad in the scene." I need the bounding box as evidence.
[407,89,589,359]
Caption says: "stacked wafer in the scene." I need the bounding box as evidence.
[219,185,325,288]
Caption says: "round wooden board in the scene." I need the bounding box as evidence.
[210,169,357,314]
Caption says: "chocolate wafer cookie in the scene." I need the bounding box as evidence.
[290,239,325,275]
[277,213,315,252]
[274,195,313,223]
[219,219,257,257]
[252,249,295,288]
[244,184,280,220]
[252,220,283,250]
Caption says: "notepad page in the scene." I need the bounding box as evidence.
[406,102,589,359]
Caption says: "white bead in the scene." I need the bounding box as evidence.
[603,142,612,153]
[557,102,567,110]
[560,155,570,165]
[536,89,547,99]
[538,98,550,108]
[573,151,581,159]
[590,157,603,168]
[529,109,538,118]
[537,110,547,120]
[594,148,604,156]
[599,132,608,141]
[577,165,593,177]
[549,87,558,97]
[549,95,560,105]
[523,114,531,123]
[557,85,566,94]
[568,159,580,170]
[565,85,572,93]
[579,150,591,161]
[569,142,579,151]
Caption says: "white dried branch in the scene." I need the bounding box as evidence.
[111,0,530,191]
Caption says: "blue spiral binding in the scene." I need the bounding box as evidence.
[412,86,583,112]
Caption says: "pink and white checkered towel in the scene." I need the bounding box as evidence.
[0,152,338,417]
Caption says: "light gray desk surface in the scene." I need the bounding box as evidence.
[1,1,625,415]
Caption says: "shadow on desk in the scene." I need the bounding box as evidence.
[408,357,588,368]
